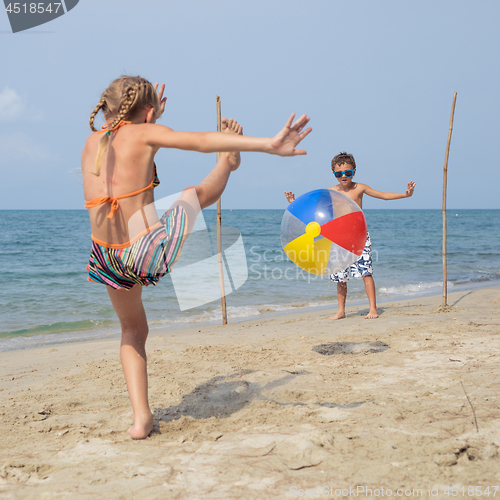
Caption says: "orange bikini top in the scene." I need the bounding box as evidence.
[84,120,160,218]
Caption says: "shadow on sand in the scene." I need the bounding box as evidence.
[153,369,366,427]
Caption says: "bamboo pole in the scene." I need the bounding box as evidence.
[216,96,227,324]
[442,92,457,306]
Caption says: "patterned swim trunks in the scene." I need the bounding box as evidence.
[330,232,373,283]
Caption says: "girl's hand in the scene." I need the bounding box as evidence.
[153,83,167,119]
[284,191,295,203]
[270,113,312,156]
[406,181,416,197]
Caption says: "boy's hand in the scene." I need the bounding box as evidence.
[153,83,167,119]
[270,114,312,156]
[284,191,295,203]
[406,181,416,197]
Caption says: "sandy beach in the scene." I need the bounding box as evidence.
[1,286,499,499]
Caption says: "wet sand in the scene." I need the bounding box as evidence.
[1,286,499,499]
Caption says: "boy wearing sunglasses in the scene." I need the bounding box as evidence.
[284,152,415,320]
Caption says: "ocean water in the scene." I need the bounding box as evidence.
[1,209,499,352]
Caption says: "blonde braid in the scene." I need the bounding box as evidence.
[89,98,105,132]
[88,96,108,176]
[106,80,142,130]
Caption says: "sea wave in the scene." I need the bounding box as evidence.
[0,319,115,338]
[378,281,452,296]
[0,322,120,353]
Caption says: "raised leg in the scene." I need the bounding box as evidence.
[107,284,153,439]
[330,282,347,320]
[363,275,379,319]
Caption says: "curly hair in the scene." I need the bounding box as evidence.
[331,152,356,171]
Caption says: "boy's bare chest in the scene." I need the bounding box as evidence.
[329,185,363,208]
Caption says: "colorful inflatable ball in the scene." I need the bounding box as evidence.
[281,189,367,275]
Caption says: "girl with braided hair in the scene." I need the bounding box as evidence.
[82,75,311,439]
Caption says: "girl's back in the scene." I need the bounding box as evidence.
[82,75,164,245]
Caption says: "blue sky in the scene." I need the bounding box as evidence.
[1,0,499,209]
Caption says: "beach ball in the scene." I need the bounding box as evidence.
[281,189,367,275]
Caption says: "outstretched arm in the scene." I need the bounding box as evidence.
[364,181,416,200]
[144,113,312,156]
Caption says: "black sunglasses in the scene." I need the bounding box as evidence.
[333,169,355,178]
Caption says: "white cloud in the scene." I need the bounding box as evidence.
[0,132,52,163]
[0,87,24,120]
[0,87,44,122]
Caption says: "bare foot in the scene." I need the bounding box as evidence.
[364,309,379,319]
[221,118,242,171]
[128,412,154,440]
[330,311,346,320]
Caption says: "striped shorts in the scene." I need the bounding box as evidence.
[87,206,188,290]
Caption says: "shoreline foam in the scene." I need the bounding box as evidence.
[2,278,500,354]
